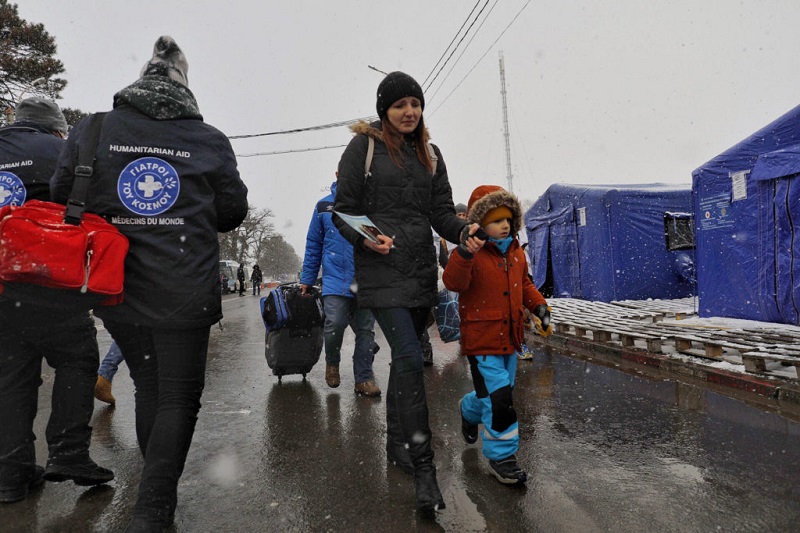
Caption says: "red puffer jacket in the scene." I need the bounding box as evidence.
[443,239,546,356]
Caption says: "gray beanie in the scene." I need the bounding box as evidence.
[15,97,68,134]
[376,71,425,119]
[140,35,189,86]
[455,203,467,214]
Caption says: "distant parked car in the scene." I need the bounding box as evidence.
[219,260,246,293]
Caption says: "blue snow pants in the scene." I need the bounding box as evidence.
[460,354,518,461]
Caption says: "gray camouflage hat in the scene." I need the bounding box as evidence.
[14,97,68,134]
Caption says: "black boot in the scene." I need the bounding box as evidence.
[390,364,445,513]
[386,365,414,475]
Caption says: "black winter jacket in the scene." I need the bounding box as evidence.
[51,76,248,329]
[0,122,64,205]
[334,121,465,309]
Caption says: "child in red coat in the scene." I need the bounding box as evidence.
[442,185,552,485]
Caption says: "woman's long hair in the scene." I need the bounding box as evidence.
[381,116,434,173]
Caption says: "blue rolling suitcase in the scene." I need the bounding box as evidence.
[260,283,324,381]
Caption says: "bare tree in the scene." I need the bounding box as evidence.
[218,205,275,264]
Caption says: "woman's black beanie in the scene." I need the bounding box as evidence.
[376,71,425,119]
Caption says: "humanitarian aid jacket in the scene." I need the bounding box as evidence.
[333,121,465,309]
[299,182,358,297]
[0,122,64,205]
[51,76,248,328]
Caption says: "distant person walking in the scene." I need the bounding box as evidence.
[51,36,248,530]
[237,263,246,297]
[334,71,477,513]
[251,264,263,296]
[300,180,380,397]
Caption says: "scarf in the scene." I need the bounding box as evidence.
[113,76,202,121]
[488,236,513,255]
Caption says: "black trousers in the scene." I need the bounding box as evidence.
[0,301,98,486]
[104,321,210,525]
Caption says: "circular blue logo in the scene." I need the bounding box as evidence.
[117,157,180,216]
[0,171,27,207]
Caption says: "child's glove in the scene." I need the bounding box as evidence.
[532,304,552,337]
[523,308,534,330]
[460,225,488,245]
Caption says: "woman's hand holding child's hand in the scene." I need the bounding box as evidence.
[460,223,486,255]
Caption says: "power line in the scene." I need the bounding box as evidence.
[229,0,529,158]
[421,0,483,89]
[228,116,376,140]
[427,0,531,118]
[423,0,493,93]
[426,0,501,106]
[236,143,347,158]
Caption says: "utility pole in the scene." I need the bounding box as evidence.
[499,51,513,193]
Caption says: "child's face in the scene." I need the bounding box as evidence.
[483,218,511,239]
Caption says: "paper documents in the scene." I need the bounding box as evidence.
[333,211,387,245]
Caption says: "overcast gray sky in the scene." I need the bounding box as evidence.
[16,0,800,255]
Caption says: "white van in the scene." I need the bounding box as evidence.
[219,260,248,293]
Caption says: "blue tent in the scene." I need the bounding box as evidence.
[524,183,695,302]
[692,104,800,325]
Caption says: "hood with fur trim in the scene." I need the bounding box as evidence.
[467,188,523,235]
[349,120,431,144]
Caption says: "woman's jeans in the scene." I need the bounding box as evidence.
[323,295,376,383]
[97,340,124,382]
[104,321,210,524]
[370,307,428,370]
[371,308,431,454]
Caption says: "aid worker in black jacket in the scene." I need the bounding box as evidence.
[0,98,115,505]
[51,37,248,531]
[334,71,478,514]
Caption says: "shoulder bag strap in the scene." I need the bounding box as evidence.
[426,143,438,175]
[364,135,375,180]
[64,112,108,225]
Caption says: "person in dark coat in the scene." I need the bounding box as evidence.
[333,71,482,513]
[237,263,246,297]
[51,36,248,531]
[251,264,263,295]
[0,98,115,504]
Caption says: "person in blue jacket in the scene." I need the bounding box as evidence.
[0,97,114,504]
[300,180,380,397]
[51,36,248,531]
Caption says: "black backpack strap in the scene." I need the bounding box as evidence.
[364,135,374,181]
[65,112,107,225]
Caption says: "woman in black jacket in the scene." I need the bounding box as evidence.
[51,37,248,531]
[334,71,478,513]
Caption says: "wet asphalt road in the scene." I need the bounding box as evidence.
[2,293,800,532]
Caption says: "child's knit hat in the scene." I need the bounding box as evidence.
[467,184,523,235]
